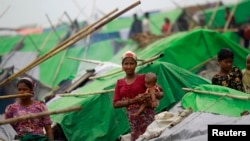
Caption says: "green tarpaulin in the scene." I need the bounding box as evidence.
[182,84,250,117]
[48,61,210,141]
[204,0,250,28]
[101,9,183,35]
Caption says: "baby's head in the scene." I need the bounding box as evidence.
[145,72,157,88]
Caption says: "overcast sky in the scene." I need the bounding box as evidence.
[0,0,239,28]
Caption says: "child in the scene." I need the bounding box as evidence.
[132,72,161,117]
[211,48,245,92]
[242,54,250,93]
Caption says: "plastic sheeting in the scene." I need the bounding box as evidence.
[48,61,210,141]
[145,112,250,141]
[0,115,17,141]
[182,84,250,117]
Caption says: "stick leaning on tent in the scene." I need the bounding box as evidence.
[0,0,141,86]
[182,88,250,100]
[0,93,32,100]
[89,53,164,80]
[0,106,82,126]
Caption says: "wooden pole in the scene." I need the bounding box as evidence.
[207,1,221,28]
[0,1,140,86]
[67,56,103,65]
[0,5,10,18]
[27,34,41,53]
[58,89,114,97]
[39,13,65,51]
[0,93,32,100]
[182,88,250,100]
[0,8,118,86]
[51,49,69,86]
[89,53,163,79]
[170,0,199,28]
[223,2,239,32]
[0,106,82,126]
[45,14,62,40]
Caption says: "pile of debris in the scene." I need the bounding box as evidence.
[131,33,166,48]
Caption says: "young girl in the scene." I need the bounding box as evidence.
[4,77,54,140]
[211,48,245,92]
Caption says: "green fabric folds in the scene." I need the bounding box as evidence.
[48,62,210,141]
[182,84,250,117]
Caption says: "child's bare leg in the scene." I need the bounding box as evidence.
[132,104,147,117]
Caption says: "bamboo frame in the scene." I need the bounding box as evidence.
[0,1,141,86]
[0,106,82,126]
[0,93,32,100]
[57,89,114,97]
[89,53,164,80]
[182,88,250,100]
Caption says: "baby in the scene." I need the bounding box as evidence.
[132,72,161,117]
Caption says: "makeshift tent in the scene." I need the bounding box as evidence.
[136,83,250,141]
[101,9,183,36]
[110,29,250,74]
[48,61,210,141]
[203,0,250,28]
[182,84,250,117]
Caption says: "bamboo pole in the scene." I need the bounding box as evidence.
[0,5,10,18]
[0,93,32,100]
[45,13,61,40]
[0,8,120,86]
[170,0,198,28]
[39,13,65,51]
[51,49,69,86]
[182,88,250,100]
[67,56,103,65]
[0,106,82,126]
[27,34,41,53]
[58,89,114,97]
[207,1,221,28]
[89,53,163,80]
[223,2,239,32]
[0,1,140,86]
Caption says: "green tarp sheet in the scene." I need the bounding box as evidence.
[182,84,250,117]
[110,29,249,73]
[101,9,183,35]
[204,0,250,28]
[48,61,210,141]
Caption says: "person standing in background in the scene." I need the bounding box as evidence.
[129,14,142,38]
[142,12,151,34]
[161,17,172,34]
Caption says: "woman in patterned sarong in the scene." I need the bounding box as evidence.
[113,51,163,141]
